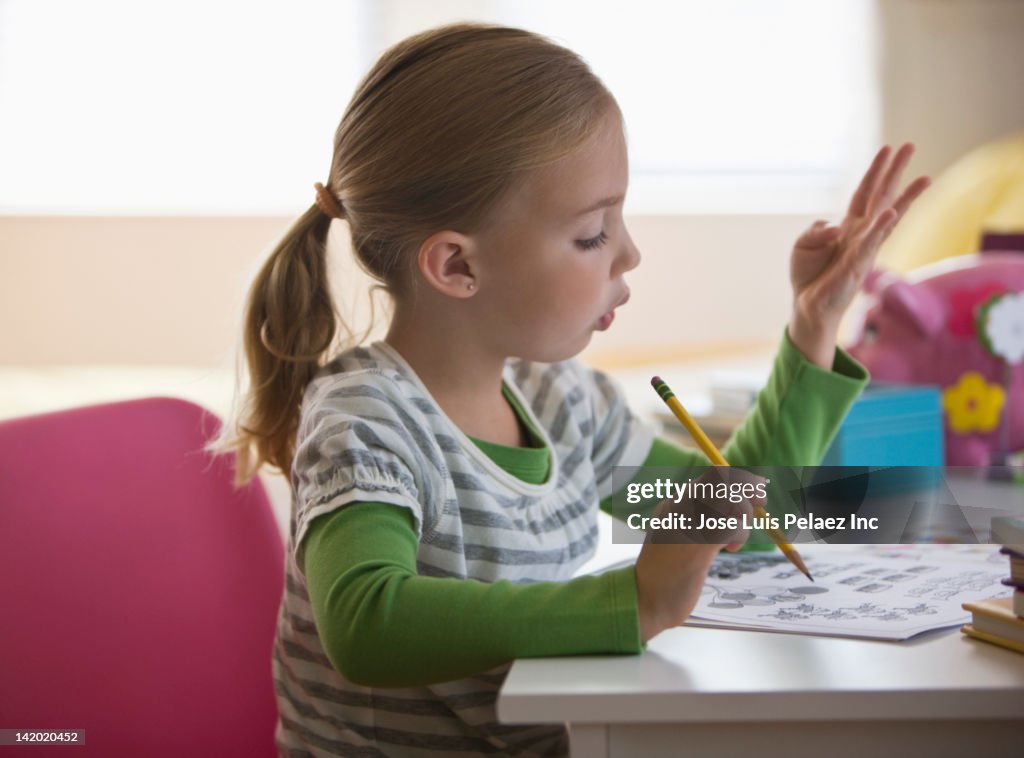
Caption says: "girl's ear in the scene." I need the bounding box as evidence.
[417,231,478,298]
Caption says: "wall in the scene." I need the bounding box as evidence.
[0,216,290,367]
[877,0,1024,179]
[0,213,809,366]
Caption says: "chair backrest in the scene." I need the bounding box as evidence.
[0,397,284,757]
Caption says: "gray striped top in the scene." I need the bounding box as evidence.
[272,341,653,756]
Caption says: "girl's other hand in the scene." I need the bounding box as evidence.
[787,144,931,368]
[634,469,762,642]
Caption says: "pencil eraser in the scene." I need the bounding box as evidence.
[651,376,662,386]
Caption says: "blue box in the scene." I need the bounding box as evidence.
[821,383,944,467]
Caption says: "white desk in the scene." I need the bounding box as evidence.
[501,483,1024,758]
[498,623,1024,757]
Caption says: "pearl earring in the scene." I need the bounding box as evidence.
[467,281,476,291]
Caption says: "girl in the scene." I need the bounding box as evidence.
[220,23,928,757]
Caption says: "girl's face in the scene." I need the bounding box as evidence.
[472,111,640,363]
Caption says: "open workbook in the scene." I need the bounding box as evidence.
[581,519,1008,641]
[689,544,1008,640]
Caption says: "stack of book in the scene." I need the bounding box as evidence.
[961,516,1024,653]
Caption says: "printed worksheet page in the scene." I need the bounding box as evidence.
[690,544,1008,640]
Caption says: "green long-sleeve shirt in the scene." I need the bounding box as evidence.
[302,331,868,688]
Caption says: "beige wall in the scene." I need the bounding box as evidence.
[3,0,1023,369]
[877,0,1024,179]
[0,216,292,366]
[0,213,810,367]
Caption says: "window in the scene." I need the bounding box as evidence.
[0,0,877,215]
[0,0,369,214]
[489,0,879,214]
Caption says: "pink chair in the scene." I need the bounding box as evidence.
[0,397,284,757]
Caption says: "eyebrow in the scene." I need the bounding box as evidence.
[575,194,624,216]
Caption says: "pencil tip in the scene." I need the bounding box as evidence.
[651,376,662,386]
[807,572,815,582]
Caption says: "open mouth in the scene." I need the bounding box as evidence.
[596,289,631,331]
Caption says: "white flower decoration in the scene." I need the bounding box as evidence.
[981,291,1024,364]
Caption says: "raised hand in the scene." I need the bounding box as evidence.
[788,144,931,368]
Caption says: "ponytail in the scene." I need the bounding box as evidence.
[218,205,339,484]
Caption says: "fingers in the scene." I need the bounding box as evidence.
[848,145,892,219]
[644,468,765,546]
[794,221,842,250]
[856,207,899,271]
[848,143,930,225]
[872,143,916,214]
[891,175,932,221]
[792,144,929,328]
[839,144,928,258]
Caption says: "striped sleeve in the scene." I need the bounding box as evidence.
[291,373,442,560]
[571,361,656,500]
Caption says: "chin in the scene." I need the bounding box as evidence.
[517,333,592,365]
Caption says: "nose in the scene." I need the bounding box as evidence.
[613,227,641,277]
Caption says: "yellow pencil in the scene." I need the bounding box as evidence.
[650,375,814,582]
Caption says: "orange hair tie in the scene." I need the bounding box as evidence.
[313,182,344,219]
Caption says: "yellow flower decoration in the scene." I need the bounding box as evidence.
[942,371,1005,434]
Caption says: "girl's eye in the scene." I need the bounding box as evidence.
[575,231,608,250]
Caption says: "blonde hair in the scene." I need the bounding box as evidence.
[219,23,617,484]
